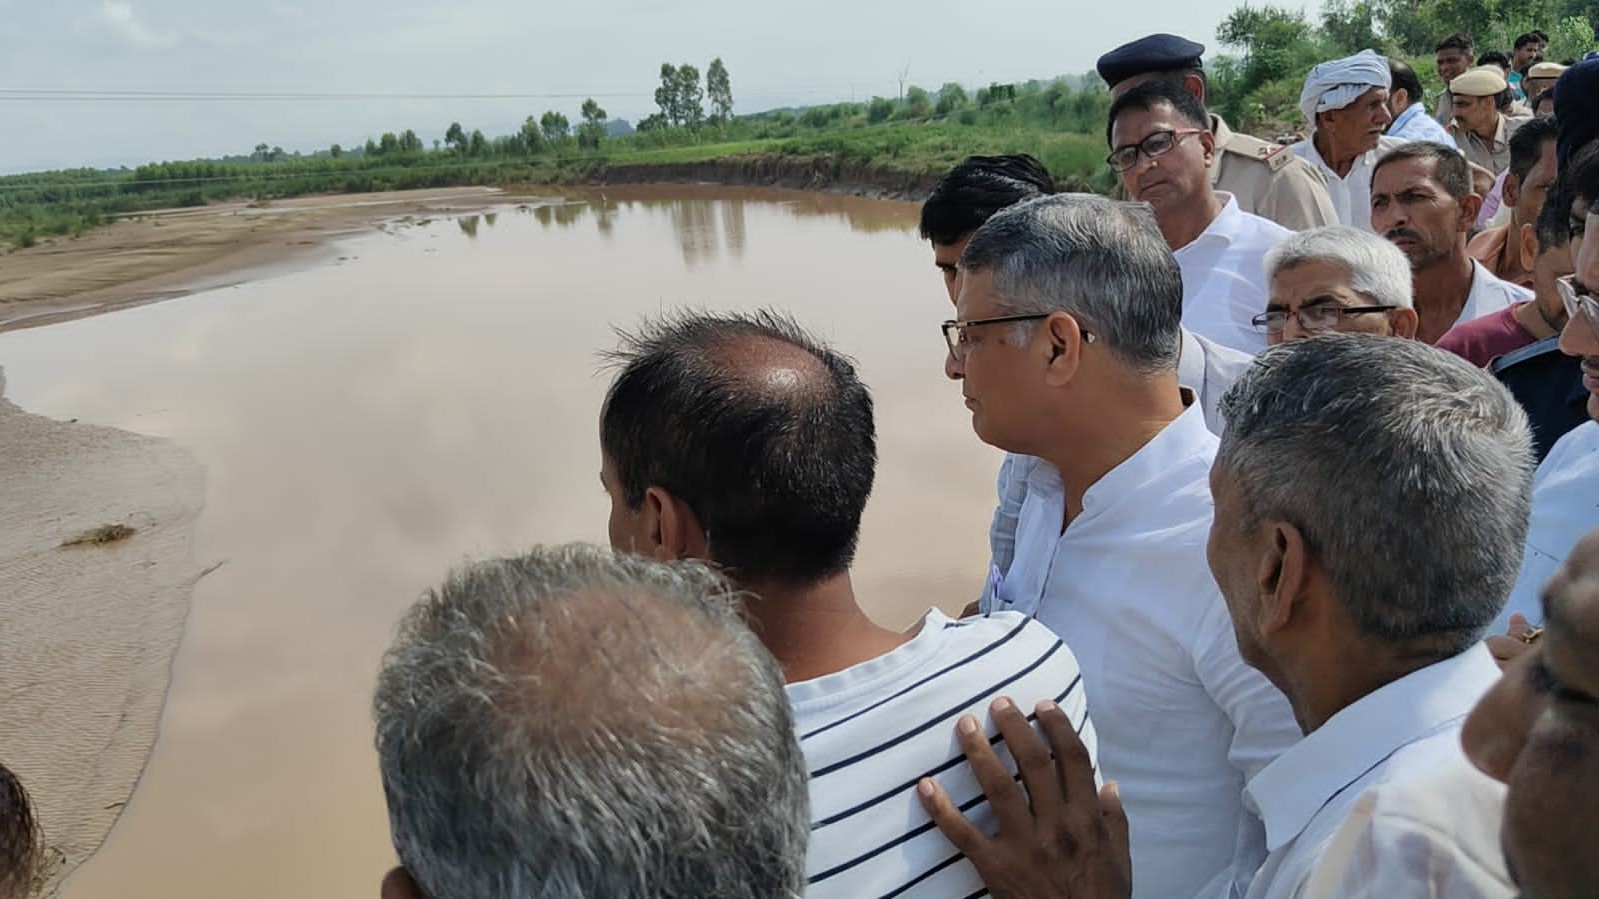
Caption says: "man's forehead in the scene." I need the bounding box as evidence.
[1111,103,1180,139]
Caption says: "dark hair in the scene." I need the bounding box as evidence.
[1571,140,1599,209]
[1515,32,1541,50]
[1436,32,1474,54]
[1509,115,1560,185]
[1532,29,1549,43]
[1477,50,1512,70]
[600,310,876,587]
[919,155,1056,245]
[1105,80,1210,147]
[0,762,39,899]
[1388,58,1425,107]
[1375,141,1474,200]
[1535,182,1573,253]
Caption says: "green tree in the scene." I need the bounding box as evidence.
[867,96,895,123]
[520,116,548,154]
[399,129,424,154]
[540,110,570,144]
[253,142,269,162]
[655,63,681,125]
[578,98,608,148]
[1320,0,1385,53]
[329,144,343,158]
[935,82,969,116]
[706,57,734,122]
[468,129,488,156]
[901,85,933,119]
[676,63,705,128]
[444,122,467,153]
[378,132,401,156]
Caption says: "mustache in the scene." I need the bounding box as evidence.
[1385,228,1423,243]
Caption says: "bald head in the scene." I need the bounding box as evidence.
[599,310,877,587]
[375,543,809,899]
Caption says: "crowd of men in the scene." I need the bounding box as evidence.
[4,27,1599,899]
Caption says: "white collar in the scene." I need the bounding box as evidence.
[1076,396,1212,514]
[1178,193,1243,253]
[1244,642,1501,851]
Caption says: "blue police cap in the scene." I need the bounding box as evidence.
[1096,34,1207,87]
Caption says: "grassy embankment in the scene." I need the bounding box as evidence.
[0,90,1115,251]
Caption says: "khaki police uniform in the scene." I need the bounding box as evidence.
[1209,115,1338,231]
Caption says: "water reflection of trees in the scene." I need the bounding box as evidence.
[520,186,914,268]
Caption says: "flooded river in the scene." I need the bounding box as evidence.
[0,186,1003,897]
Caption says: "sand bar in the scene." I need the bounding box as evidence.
[0,187,523,333]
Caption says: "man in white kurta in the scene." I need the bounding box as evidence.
[1204,334,1535,899]
[1108,79,1291,354]
[951,194,1300,899]
[1290,50,1405,231]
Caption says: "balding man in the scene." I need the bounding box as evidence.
[373,544,811,899]
[1449,67,1532,174]
[946,194,1299,898]
[1291,50,1404,231]
[1386,57,1456,147]
[600,309,1094,898]
[1097,33,1337,231]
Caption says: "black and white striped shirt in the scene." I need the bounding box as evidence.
[790,608,1095,898]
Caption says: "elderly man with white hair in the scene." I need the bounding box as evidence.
[1256,225,1419,343]
[1291,50,1405,231]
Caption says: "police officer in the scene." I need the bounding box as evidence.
[1098,33,1337,231]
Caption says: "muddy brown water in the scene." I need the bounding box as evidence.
[0,185,1004,897]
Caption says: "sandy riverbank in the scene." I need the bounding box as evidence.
[0,368,208,895]
[0,187,525,333]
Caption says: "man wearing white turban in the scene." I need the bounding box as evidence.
[1291,50,1405,232]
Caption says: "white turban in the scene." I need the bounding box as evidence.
[1298,49,1392,127]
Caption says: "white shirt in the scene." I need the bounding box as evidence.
[1173,192,1292,355]
[983,400,1301,899]
[1387,103,1458,148]
[1291,136,1404,232]
[1458,259,1532,328]
[1299,757,1513,899]
[792,608,1096,898]
[1242,643,1503,899]
[1502,420,1599,629]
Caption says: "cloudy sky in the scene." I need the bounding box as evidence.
[1,0,1249,173]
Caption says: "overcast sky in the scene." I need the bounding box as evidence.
[0,0,1253,173]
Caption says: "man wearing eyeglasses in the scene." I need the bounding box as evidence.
[1370,141,1531,344]
[1256,225,1419,344]
[1096,33,1338,232]
[944,193,1300,899]
[1107,81,1291,354]
[1502,141,1599,631]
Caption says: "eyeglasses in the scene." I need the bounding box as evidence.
[1557,276,1599,330]
[1106,129,1206,172]
[941,313,1095,359]
[1251,303,1398,334]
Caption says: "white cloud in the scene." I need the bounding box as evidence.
[98,0,178,48]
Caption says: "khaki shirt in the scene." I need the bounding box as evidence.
[1209,115,1338,231]
[1455,114,1531,174]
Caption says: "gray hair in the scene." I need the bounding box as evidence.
[1217,334,1534,651]
[958,193,1183,373]
[373,543,809,899]
[1263,225,1415,309]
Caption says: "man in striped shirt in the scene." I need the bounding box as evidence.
[599,309,1095,897]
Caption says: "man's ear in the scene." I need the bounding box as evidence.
[1501,172,1522,209]
[1040,313,1089,388]
[1256,522,1310,640]
[1517,221,1539,271]
[645,486,710,562]
[1389,307,1420,339]
[1457,191,1484,231]
[382,867,426,899]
